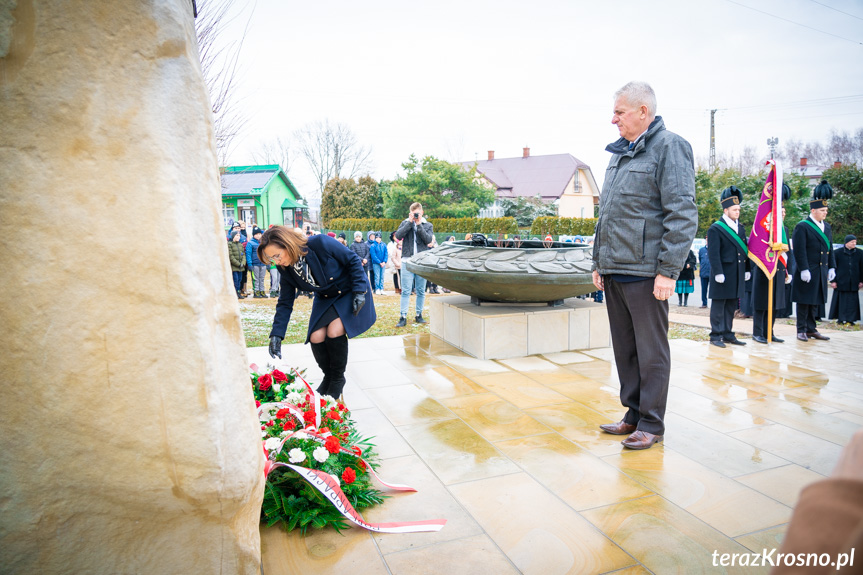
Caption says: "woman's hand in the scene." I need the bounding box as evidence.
[268,336,282,359]
[352,292,366,316]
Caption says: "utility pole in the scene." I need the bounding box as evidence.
[709,109,716,171]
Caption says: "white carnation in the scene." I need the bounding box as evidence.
[273,384,281,393]
[286,392,303,404]
[293,431,308,441]
[264,437,282,452]
[288,448,306,463]
[313,446,329,463]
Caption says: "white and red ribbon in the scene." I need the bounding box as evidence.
[267,462,446,533]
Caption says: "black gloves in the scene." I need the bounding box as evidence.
[268,336,282,359]
[352,292,366,316]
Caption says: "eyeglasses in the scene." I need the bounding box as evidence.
[268,252,283,263]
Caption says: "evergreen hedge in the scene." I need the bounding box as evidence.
[530,217,598,236]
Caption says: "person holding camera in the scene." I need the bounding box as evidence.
[259,226,376,400]
[394,202,434,327]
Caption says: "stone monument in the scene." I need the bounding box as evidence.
[0,2,264,573]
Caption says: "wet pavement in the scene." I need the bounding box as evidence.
[253,329,863,574]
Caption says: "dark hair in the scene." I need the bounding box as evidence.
[257,226,308,266]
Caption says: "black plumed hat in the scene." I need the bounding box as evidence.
[811,179,832,209]
[720,186,743,209]
[781,182,791,201]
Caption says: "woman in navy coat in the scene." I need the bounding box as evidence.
[258,226,376,398]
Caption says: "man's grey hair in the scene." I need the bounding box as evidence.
[615,81,657,118]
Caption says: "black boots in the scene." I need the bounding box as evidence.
[415,313,427,325]
[310,341,331,396]
[325,335,349,399]
[395,316,407,328]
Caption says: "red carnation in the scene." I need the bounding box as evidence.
[324,436,341,454]
[358,460,366,471]
[283,420,296,431]
[337,403,347,411]
[266,420,274,427]
[327,410,341,422]
[257,374,273,391]
[303,410,316,424]
[272,369,288,382]
[255,400,261,408]
[276,408,291,419]
[341,467,356,484]
[351,446,362,456]
[320,399,326,408]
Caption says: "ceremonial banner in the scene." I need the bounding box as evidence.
[748,159,788,278]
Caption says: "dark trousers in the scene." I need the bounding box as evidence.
[709,299,737,340]
[753,309,776,338]
[393,269,401,291]
[368,269,374,290]
[700,277,709,306]
[604,277,670,435]
[796,303,820,333]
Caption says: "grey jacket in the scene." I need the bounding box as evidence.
[394,218,434,260]
[592,117,698,280]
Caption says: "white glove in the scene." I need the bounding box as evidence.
[714,274,725,284]
[745,272,751,281]
[801,270,811,283]
[828,268,836,282]
[785,274,792,284]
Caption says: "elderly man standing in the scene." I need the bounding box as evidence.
[592,81,698,450]
[792,181,836,341]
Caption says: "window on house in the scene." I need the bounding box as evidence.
[222,203,235,227]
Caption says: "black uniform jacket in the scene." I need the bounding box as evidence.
[270,235,376,342]
[832,247,863,292]
[707,219,749,300]
[791,218,835,305]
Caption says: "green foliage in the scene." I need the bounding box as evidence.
[822,164,863,238]
[320,176,383,227]
[530,217,598,237]
[693,167,811,238]
[326,217,518,236]
[382,154,496,219]
[499,196,557,227]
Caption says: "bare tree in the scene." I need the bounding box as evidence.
[252,136,293,175]
[294,119,373,195]
[195,0,254,165]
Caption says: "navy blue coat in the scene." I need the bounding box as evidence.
[269,235,376,343]
[791,218,835,305]
[707,220,749,300]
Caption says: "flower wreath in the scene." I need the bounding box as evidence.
[252,364,446,534]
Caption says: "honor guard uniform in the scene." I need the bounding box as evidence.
[752,183,792,344]
[828,234,863,325]
[707,186,750,347]
[792,180,836,341]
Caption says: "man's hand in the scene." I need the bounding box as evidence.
[268,336,282,359]
[801,270,811,283]
[714,274,725,284]
[362,258,367,265]
[831,282,837,289]
[380,262,386,267]
[653,274,675,300]
[828,268,836,282]
[592,270,604,291]
[745,271,751,282]
[352,292,366,316]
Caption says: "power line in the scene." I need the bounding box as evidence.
[806,0,863,22]
[714,94,863,113]
[725,0,863,46]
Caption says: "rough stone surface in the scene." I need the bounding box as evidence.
[0,2,264,573]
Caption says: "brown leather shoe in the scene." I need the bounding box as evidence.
[599,420,637,435]
[807,332,830,341]
[621,430,664,450]
[797,333,809,342]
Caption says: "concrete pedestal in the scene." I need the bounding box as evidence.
[429,295,610,360]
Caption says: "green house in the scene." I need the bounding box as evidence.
[220,165,307,230]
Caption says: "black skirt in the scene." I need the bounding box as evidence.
[310,304,340,333]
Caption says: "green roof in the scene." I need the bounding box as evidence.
[281,197,308,209]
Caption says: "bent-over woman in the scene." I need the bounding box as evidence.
[258,226,376,399]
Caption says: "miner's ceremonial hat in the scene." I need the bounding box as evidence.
[811,180,832,209]
[720,186,743,209]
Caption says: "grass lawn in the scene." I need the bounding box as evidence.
[239,287,722,347]
[239,291,433,346]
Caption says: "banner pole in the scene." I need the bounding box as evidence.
[767,275,774,343]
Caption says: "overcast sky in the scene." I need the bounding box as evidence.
[214,0,863,197]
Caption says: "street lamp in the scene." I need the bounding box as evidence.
[766,137,778,159]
